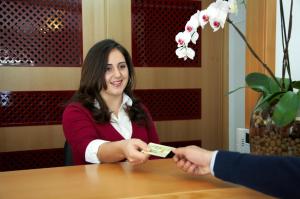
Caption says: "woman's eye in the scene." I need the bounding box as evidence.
[105,66,112,72]
[120,64,127,69]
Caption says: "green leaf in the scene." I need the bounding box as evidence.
[254,95,270,111]
[254,91,285,110]
[227,86,245,95]
[272,91,300,127]
[292,81,300,89]
[246,72,280,95]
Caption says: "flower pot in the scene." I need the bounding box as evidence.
[249,107,300,156]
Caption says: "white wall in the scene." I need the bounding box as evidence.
[228,4,246,151]
[275,0,300,81]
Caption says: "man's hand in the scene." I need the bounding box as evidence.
[172,145,213,175]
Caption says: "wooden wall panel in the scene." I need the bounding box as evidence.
[245,0,276,128]
[82,0,106,58]
[106,0,132,51]
[0,67,80,91]
[0,126,64,152]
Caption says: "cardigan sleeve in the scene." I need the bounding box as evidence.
[62,103,100,164]
[141,104,160,160]
[213,150,300,198]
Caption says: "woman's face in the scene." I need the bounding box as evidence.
[100,48,129,99]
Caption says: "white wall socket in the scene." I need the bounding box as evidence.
[236,128,250,153]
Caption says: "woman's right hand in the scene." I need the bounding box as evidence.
[120,139,150,165]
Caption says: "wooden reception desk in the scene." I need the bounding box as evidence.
[0,159,273,199]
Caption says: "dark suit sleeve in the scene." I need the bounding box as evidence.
[213,150,300,198]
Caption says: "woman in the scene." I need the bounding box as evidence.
[63,39,160,165]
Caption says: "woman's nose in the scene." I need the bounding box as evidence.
[113,68,121,77]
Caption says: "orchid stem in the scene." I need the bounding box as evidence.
[227,18,281,89]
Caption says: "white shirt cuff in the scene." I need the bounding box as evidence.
[85,139,109,163]
[209,150,218,176]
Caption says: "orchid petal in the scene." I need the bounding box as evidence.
[210,19,221,32]
[176,47,187,59]
[175,31,191,47]
[185,19,198,33]
[207,0,229,31]
[176,47,195,60]
[191,31,199,44]
[198,10,209,28]
[186,47,195,60]
[190,10,200,28]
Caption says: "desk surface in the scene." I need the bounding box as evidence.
[0,159,272,199]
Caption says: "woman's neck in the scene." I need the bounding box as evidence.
[101,94,123,116]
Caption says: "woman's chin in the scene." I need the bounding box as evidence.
[108,90,124,97]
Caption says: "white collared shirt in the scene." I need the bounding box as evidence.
[85,94,133,163]
[210,150,218,176]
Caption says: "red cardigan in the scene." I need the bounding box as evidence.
[62,102,160,165]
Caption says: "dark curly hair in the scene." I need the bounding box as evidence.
[71,39,149,127]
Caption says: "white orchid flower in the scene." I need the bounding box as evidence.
[198,9,210,28]
[228,0,238,14]
[175,31,191,47]
[175,47,195,60]
[209,10,228,32]
[185,18,198,33]
[175,0,239,60]
[190,10,200,28]
[207,0,230,31]
[185,19,199,44]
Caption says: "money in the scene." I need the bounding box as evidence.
[142,142,175,158]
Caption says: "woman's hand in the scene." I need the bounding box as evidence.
[121,139,150,165]
[97,138,150,164]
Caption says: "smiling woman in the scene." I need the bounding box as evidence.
[62,39,160,165]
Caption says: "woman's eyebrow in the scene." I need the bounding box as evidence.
[107,61,126,65]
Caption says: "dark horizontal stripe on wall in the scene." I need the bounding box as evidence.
[0,140,201,171]
[162,140,201,148]
[0,148,64,172]
[0,91,75,127]
[134,89,201,121]
[0,89,201,127]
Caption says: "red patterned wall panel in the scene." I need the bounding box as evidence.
[0,91,74,127]
[0,148,64,171]
[0,89,201,127]
[0,0,82,66]
[132,0,201,67]
[135,89,201,121]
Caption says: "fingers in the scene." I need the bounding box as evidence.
[174,158,198,174]
[173,155,179,162]
[132,138,149,152]
[172,147,186,157]
[186,164,198,174]
[128,157,147,165]
[172,146,213,176]
[125,139,149,165]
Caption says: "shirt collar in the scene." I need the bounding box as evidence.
[122,93,133,107]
